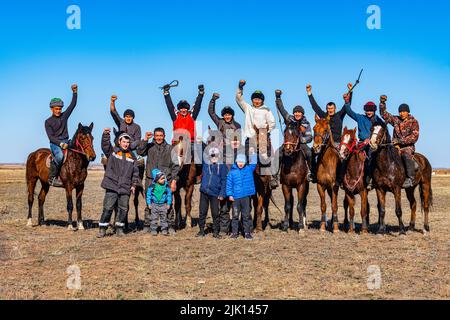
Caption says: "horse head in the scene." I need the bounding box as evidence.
[313,114,331,154]
[369,124,387,151]
[71,123,96,162]
[339,127,357,161]
[283,124,300,156]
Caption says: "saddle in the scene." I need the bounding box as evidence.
[46,150,68,168]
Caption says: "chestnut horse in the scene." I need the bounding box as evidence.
[338,127,370,233]
[172,136,200,228]
[280,124,309,232]
[26,123,96,230]
[312,115,341,233]
[369,124,433,235]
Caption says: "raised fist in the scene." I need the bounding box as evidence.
[347,82,353,91]
[198,84,205,94]
[212,93,220,100]
[275,90,282,98]
[103,128,111,135]
[145,131,153,141]
[380,95,388,104]
[111,95,118,102]
[71,84,78,93]
[239,80,246,89]
[306,84,312,95]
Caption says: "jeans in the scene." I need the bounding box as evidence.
[50,138,68,165]
[231,197,252,235]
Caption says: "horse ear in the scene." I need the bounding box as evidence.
[314,114,320,122]
[89,122,94,131]
[343,126,348,132]
[78,123,83,131]
[353,128,357,134]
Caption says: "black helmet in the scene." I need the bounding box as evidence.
[221,106,235,117]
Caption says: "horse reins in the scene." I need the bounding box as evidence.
[70,136,93,158]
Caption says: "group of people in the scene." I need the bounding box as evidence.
[44,80,420,239]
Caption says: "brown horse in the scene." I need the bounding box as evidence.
[338,127,370,233]
[172,136,199,228]
[312,115,341,233]
[251,126,277,232]
[369,124,433,235]
[280,124,309,232]
[26,123,96,230]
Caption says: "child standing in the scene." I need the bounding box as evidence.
[146,169,172,236]
[197,146,228,239]
[98,130,140,237]
[226,152,257,240]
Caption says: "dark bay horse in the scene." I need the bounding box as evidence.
[369,124,433,235]
[172,136,199,228]
[26,123,96,230]
[312,115,341,233]
[338,127,370,233]
[280,124,309,232]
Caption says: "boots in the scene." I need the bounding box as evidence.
[97,227,107,238]
[116,227,125,237]
[402,158,416,188]
[48,161,63,187]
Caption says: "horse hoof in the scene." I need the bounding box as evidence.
[26,218,32,227]
[361,228,369,235]
[67,224,75,231]
[320,222,326,232]
[78,222,85,230]
[333,223,339,233]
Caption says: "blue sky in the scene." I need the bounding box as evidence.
[0,0,449,167]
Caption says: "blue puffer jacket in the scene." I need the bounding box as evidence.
[200,163,228,198]
[226,155,257,199]
[146,169,172,205]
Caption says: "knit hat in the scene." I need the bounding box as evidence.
[50,98,64,108]
[236,154,247,164]
[177,100,190,110]
[151,168,165,182]
[293,105,305,114]
[364,101,377,112]
[251,90,265,102]
[221,106,235,117]
[118,133,131,142]
[123,109,135,118]
[398,103,410,113]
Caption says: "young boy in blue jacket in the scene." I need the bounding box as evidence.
[146,169,172,236]
[226,151,257,240]
[197,146,228,239]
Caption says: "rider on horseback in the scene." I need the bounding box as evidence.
[344,88,384,187]
[236,80,277,189]
[44,84,78,187]
[379,95,420,188]
[306,83,350,184]
[275,89,313,181]
[163,83,204,183]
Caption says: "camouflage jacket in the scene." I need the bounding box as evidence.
[380,103,419,151]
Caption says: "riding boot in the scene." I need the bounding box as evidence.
[402,157,416,188]
[310,151,318,183]
[48,160,63,187]
[303,145,313,182]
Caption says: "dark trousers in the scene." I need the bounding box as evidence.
[231,197,252,235]
[99,190,129,228]
[199,192,220,233]
[219,199,231,233]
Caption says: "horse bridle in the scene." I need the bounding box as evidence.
[370,127,387,150]
[283,130,301,154]
[314,130,330,147]
[70,135,94,159]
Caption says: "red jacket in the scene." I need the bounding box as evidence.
[173,112,195,143]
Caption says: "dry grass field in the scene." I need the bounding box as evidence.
[0,167,448,300]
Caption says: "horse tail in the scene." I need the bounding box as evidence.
[419,182,433,213]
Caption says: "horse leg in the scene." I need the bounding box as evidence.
[27,177,38,227]
[317,184,327,232]
[296,183,306,231]
[255,194,264,232]
[185,185,194,228]
[360,189,369,234]
[405,186,417,232]
[345,193,355,233]
[281,185,292,232]
[343,196,349,232]
[65,187,75,231]
[394,187,406,235]
[75,184,85,230]
[303,182,309,226]
[376,188,386,234]
[174,190,182,229]
[421,181,432,234]
[37,183,50,226]
[331,186,339,233]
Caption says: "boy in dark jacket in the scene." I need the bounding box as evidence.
[226,151,257,240]
[197,146,228,239]
[146,169,172,236]
[44,84,78,187]
[98,130,140,238]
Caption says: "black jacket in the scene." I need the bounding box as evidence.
[137,139,180,182]
[208,99,241,136]
[308,93,348,142]
[110,109,142,150]
[276,97,313,144]
[45,93,77,145]
[101,132,140,195]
